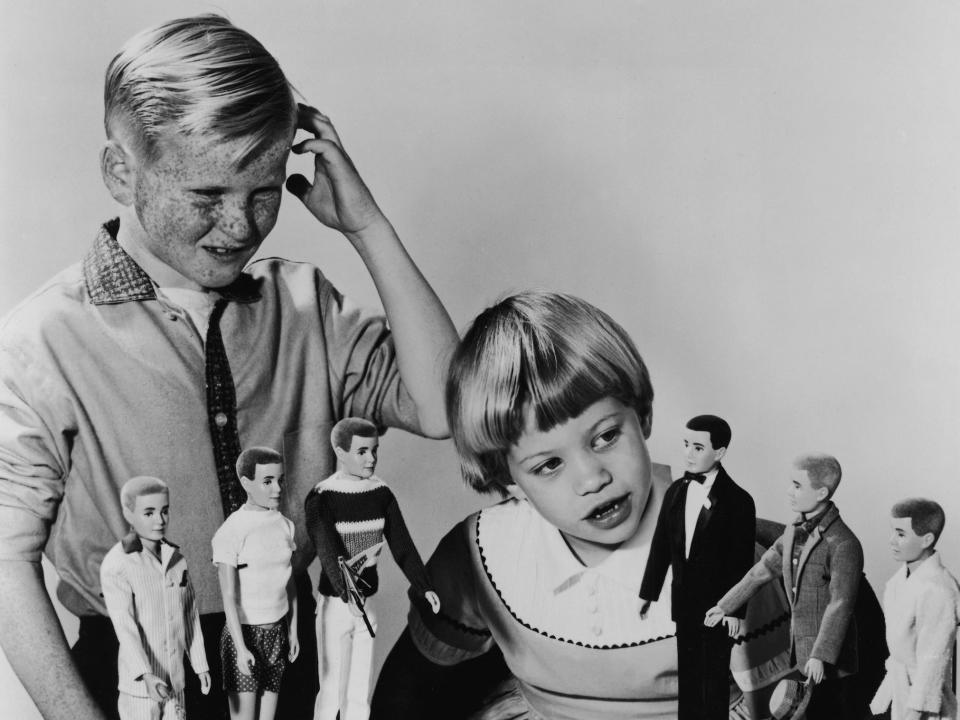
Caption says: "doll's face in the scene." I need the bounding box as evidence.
[889,516,933,564]
[787,467,828,515]
[241,462,284,510]
[336,434,379,480]
[505,397,653,567]
[123,492,169,544]
[682,429,725,474]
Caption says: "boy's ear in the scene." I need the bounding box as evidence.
[333,447,346,464]
[121,505,134,526]
[100,140,137,206]
[816,486,830,503]
[713,446,727,462]
[921,532,936,550]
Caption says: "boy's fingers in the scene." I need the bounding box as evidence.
[297,103,342,145]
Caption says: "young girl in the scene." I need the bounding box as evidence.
[372,291,782,719]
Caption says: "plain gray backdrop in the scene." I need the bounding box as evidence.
[2,1,960,715]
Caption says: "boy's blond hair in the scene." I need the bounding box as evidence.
[120,476,169,512]
[446,291,653,494]
[104,14,297,167]
[794,453,842,498]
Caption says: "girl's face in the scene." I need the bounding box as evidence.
[506,397,653,567]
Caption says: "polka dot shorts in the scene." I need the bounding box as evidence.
[220,619,288,694]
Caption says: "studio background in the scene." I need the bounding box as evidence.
[2,1,959,716]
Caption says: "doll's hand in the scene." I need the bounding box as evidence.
[198,671,211,695]
[286,104,386,239]
[804,658,825,684]
[142,673,169,703]
[638,599,651,619]
[288,628,300,662]
[425,591,441,614]
[721,616,742,638]
[703,606,724,627]
[237,643,256,676]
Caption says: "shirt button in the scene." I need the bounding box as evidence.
[214,412,228,427]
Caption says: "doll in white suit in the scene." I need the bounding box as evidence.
[871,498,960,720]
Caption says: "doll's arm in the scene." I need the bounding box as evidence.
[715,537,784,618]
[286,575,300,662]
[638,490,674,604]
[724,494,757,619]
[907,584,957,714]
[183,570,209,677]
[100,558,153,687]
[305,490,348,599]
[384,493,433,597]
[809,537,863,666]
[216,563,256,676]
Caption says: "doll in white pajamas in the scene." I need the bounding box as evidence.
[871,498,960,720]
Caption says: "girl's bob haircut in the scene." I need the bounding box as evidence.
[446,291,653,495]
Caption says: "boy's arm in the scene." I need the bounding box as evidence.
[383,493,432,597]
[809,537,863,666]
[286,105,457,437]
[286,574,299,662]
[905,584,957,715]
[0,561,106,720]
[216,563,256,676]
[305,490,348,599]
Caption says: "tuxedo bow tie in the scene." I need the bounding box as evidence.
[682,471,706,484]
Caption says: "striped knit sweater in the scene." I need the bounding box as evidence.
[304,472,432,600]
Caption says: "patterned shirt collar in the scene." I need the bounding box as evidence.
[121,531,180,554]
[83,219,262,306]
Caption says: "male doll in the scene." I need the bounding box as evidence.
[639,414,756,720]
[100,476,210,720]
[870,498,960,720]
[305,417,439,720]
[706,453,863,720]
[213,447,299,720]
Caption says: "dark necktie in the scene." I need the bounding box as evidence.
[205,298,245,517]
[683,471,706,484]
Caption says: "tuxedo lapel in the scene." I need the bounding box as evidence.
[670,480,690,559]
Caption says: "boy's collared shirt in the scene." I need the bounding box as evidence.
[100,533,208,697]
[0,219,422,616]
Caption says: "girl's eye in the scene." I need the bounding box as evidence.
[593,426,621,450]
[532,458,563,476]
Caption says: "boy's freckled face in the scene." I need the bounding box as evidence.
[506,397,652,566]
[787,468,825,514]
[337,435,379,480]
[242,462,284,510]
[682,429,723,474]
[125,131,291,290]
[124,492,169,543]
[889,516,929,564]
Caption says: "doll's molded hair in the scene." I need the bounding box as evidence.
[685,414,731,450]
[891,497,946,546]
[794,453,842,498]
[331,417,378,452]
[104,14,297,168]
[120,476,169,511]
[236,446,283,481]
[446,290,654,495]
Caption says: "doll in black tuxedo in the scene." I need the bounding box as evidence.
[639,415,756,720]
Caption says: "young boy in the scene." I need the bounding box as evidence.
[705,453,863,720]
[305,417,438,720]
[870,499,960,720]
[100,476,210,720]
[639,414,756,720]
[213,448,298,720]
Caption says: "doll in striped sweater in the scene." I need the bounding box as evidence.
[305,417,439,720]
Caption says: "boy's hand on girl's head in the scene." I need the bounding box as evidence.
[638,599,651,619]
[703,606,724,627]
[286,104,386,239]
[803,658,825,684]
[237,644,256,676]
[425,591,441,614]
[142,673,169,703]
[198,672,211,695]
